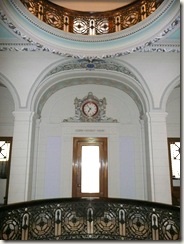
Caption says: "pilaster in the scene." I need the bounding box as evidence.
[143,111,172,204]
[8,111,36,203]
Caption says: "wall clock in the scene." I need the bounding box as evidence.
[63,92,117,122]
[80,92,100,121]
[82,100,99,118]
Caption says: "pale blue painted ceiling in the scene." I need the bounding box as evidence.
[168,29,180,40]
[0,25,14,38]
[0,16,180,43]
[0,0,180,57]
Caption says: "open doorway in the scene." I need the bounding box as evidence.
[72,137,108,198]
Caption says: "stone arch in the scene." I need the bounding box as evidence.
[160,75,180,112]
[30,69,150,119]
[0,73,20,110]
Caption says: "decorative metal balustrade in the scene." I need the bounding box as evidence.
[20,0,164,35]
[0,197,180,240]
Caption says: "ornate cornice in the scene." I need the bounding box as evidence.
[0,0,180,58]
[8,0,177,42]
[0,42,180,55]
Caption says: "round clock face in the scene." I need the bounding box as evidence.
[82,101,98,117]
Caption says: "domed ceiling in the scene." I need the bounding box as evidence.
[0,0,180,58]
[49,0,137,11]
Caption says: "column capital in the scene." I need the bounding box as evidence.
[12,111,38,121]
[142,111,168,122]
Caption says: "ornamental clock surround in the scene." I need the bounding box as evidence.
[63,92,117,123]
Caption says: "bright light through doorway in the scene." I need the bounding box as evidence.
[81,146,100,193]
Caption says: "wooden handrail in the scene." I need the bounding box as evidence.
[0,197,180,240]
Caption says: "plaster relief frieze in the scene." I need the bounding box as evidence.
[44,59,139,82]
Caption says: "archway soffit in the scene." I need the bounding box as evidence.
[0,72,20,110]
[159,75,180,111]
[33,58,154,112]
[32,73,148,119]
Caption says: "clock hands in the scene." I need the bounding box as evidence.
[82,101,98,117]
[87,104,92,112]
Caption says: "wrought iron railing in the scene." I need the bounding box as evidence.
[20,0,164,35]
[0,197,180,240]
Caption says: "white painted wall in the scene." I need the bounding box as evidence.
[0,51,180,204]
[166,87,180,137]
[0,86,14,136]
[0,86,14,204]
[124,52,180,108]
[33,85,145,200]
[166,87,180,189]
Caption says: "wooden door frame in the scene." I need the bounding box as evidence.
[167,137,180,206]
[72,137,108,198]
[0,137,13,205]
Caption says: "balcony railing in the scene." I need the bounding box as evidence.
[20,0,164,35]
[0,197,180,240]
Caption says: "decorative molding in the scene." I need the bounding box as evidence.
[0,5,180,58]
[63,92,118,123]
[44,59,139,82]
[8,0,177,42]
[0,42,180,54]
[0,43,180,55]
[36,78,145,119]
[0,44,41,52]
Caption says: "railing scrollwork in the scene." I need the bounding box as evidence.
[0,197,180,240]
[20,0,164,35]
